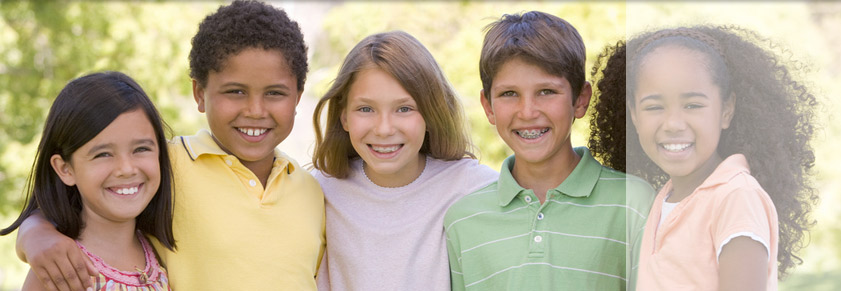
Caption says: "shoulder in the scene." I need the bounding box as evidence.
[166,136,190,160]
[429,157,497,175]
[588,161,657,217]
[428,158,497,180]
[711,172,773,208]
[592,159,656,199]
[426,157,499,192]
[443,181,499,227]
[274,151,321,189]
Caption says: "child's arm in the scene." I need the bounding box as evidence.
[717,236,768,291]
[445,231,466,291]
[22,269,49,291]
[16,212,96,291]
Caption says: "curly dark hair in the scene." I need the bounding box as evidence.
[189,0,308,90]
[588,25,818,277]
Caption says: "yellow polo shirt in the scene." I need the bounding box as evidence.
[153,129,325,290]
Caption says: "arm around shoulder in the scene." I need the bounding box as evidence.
[16,212,96,291]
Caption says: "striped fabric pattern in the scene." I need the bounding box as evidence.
[444,147,655,290]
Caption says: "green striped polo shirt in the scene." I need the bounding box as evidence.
[444,147,655,291]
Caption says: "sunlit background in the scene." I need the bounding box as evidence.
[1,2,838,290]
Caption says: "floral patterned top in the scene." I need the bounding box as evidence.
[76,231,171,291]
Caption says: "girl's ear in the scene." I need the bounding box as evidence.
[50,154,76,186]
[340,110,349,132]
[480,90,496,125]
[721,95,735,129]
[628,99,639,129]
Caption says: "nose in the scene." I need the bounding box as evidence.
[244,95,267,118]
[115,154,138,178]
[374,112,396,137]
[663,108,687,133]
[516,95,540,120]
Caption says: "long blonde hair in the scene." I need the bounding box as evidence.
[312,31,474,178]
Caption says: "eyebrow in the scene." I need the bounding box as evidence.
[354,96,414,104]
[221,82,292,91]
[86,138,157,156]
[492,81,567,92]
[638,91,709,103]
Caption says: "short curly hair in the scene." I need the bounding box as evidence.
[589,25,819,277]
[189,0,308,90]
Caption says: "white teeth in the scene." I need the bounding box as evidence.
[238,128,267,136]
[516,128,549,139]
[662,143,691,152]
[115,187,138,195]
[371,145,400,153]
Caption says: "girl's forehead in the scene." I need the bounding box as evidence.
[633,46,721,99]
[640,45,710,70]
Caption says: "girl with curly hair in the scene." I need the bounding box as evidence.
[588,26,818,290]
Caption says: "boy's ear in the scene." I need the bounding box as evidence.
[573,81,593,119]
[721,94,735,129]
[50,154,76,186]
[192,79,206,113]
[480,90,496,125]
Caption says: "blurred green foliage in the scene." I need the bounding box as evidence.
[0,1,221,287]
[0,1,839,290]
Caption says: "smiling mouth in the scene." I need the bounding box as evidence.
[661,143,692,152]
[370,144,402,153]
[237,127,268,137]
[110,184,142,195]
[515,128,549,139]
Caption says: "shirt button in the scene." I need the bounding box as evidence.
[534,235,543,243]
[225,159,233,166]
[525,196,532,203]
[249,179,257,187]
[537,213,544,220]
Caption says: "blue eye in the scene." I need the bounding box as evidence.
[397,106,413,113]
[358,106,373,113]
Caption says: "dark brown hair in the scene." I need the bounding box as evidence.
[480,11,586,101]
[1,72,176,250]
[589,25,818,276]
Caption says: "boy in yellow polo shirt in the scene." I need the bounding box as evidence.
[13,1,325,290]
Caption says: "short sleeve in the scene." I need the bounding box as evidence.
[711,184,776,259]
[445,226,466,291]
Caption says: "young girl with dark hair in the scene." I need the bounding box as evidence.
[589,26,818,290]
[2,71,175,290]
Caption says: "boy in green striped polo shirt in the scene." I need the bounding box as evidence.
[444,11,654,290]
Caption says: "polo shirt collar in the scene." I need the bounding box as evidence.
[497,155,527,206]
[179,129,296,173]
[497,147,600,206]
[695,154,750,190]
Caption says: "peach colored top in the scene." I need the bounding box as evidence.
[636,154,778,291]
